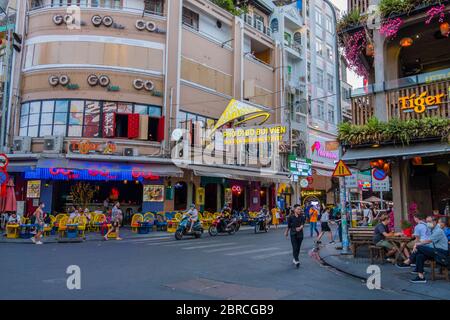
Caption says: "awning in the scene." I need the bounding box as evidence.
[342,142,450,162]
[313,168,333,177]
[36,159,183,177]
[6,161,38,172]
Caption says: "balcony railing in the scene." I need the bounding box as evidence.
[351,68,450,125]
[243,14,272,37]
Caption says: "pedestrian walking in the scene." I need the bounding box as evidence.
[316,207,335,244]
[104,202,123,241]
[285,204,305,268]
[309,206,319,237]
[31,202,45,245]
[272,207,280,229]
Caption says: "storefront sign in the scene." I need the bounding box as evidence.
[345,169,358,188]
[358,170,372,190]
[196,187,205,205]
[231,185,242,194]
[399,92,445,114]
[25,168,159,181]
[311,141,338,161]
[301,190,325,197]
[69,140,117,155]
[143,185,164,202]
[210,99,271,136]
[223,125,287,145]
[27,180,41,198]
[288,155,312,177]
[224,188,232,204]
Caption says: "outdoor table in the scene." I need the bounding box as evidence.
[386,236,414,263]
[19,224,37,239]
[138,221,152,234]
[66,224,79,239]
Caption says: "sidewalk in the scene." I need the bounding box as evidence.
[318,243,450,300]
[0,224,287,244]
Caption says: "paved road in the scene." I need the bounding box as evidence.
[0,227,426,300]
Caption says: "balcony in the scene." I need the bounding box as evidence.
[350,68,450,125]
[243,13,272,38]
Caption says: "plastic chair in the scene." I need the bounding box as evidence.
[155,213,168,231]
[131,213,144,233]
[58,216,68,238]
[77,216,87,239]
[6,224,20,238]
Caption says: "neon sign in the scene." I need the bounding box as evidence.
[311,141,338,160]
[25,168,159,181]
[232,185,242,193]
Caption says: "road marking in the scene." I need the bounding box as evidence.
[204,244,253,253]
[225,247,280,256]
[252,250,292,260]
[182,242,237,250]
[124,237,172,243]
[157,241,200,247]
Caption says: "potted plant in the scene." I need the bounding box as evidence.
[401,220,413,237]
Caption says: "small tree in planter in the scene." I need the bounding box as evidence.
[70,182,96,209]
[401,219,413,237]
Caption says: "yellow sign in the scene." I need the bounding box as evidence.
[332,160,352,177]
[27,180,41,198]
[196,187,205,205]
[223,125,286,145]
[399,92,445,114]
[210,99,270,136]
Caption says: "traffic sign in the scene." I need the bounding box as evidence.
[372,168,387,181]
[332,160,352,177]
[300,179,309,188]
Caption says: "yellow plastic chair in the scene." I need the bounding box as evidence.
[131,213,144,233]
[175,213,182,221]
[58,216,68,238]
[77,216,87,239]
[6,224,20,238]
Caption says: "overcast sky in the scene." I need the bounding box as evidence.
[330,0,363,88]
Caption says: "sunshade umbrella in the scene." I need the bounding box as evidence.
[0,177,16,213]
[364,196,385,203]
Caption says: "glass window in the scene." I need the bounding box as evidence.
[327,74,334,92]
[148,106,162,117]
[70,100,84,113]
[316,40,323,56]
[84,101,100,138]
[29,114,40,126]
[28,126,38,137]
[68,125,82,137]
[317,101,325,120]
[69,112,83,125]
[118,103,133,113]
[328,104,335,123]
[326,45,333,60]
[42,100,54,113]
[315,9,322,25]
[40,113,53,125]
[39,125,52,137]
[326,16,333,33]
[54,112,67,125]
[53,125,66,136]
[182,7,199,31]
[19,127,27,136]
[20,115,29,128]
[55,100,69,112]
[21,103,30,116]
[30,101,41,114]
[103,102,117,114]
[317,68,324,88]
[144,0,164,15]
[134,105,148,115]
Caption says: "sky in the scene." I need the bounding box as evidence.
[330,0,363,88]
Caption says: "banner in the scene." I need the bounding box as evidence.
[196,187,205,205]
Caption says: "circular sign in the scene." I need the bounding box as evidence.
[171,129,183,142]
[307,176,314,184]
[372,168,387,181]
[300,179,309,188]
[0,154,9,169]
[0,171,7,184]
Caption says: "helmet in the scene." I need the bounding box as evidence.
[190,203,195,208]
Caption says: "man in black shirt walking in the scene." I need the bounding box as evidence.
[285,204,306,268]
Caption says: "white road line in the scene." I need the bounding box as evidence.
[204,244,253,253]
[182,242,237,250]
[225,247,280,256]
[125,237,172,243]
[158,241,201,247]
[252,250,292,260]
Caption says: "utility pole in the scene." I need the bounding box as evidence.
[0,4,11,152]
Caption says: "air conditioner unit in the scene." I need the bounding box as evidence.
[124,147,139,157]
[244,14,253,25]
[43,136,64,153]
[255,20,264,32]
[12,136,31,153]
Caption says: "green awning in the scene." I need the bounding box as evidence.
[342,142,450,161]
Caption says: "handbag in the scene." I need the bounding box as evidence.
[433,243,449,266]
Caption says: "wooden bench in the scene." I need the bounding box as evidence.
[369,245,385,264]
[349,227,375,258]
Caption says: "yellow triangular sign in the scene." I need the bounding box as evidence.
[332,160,352,177]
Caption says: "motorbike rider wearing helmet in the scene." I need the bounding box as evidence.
[220,204,231,231]
[187,203,199,233]
[258,205,271,229]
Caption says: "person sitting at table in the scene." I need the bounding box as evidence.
[68,207,79,223]
[7,212,20,225]
[374,214,405,260]
[405,216,449,283]
[359,216,369,227]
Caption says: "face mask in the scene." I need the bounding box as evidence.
[426,222,434,228]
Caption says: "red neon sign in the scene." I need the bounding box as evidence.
[232,185,242,193]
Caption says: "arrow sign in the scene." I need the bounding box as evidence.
[332,160,352,177]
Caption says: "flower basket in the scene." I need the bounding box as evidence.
[402,226,413,237]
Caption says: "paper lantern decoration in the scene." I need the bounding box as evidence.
[440,22,450,37]
[366,43,374,56]
[370,160,378,168]
[411,157,422,166]
[377,159,385,167]
[383,163,390,172]
[399,37,413,47]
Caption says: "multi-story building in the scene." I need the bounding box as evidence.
[339,0,450,226]
[4,0,290,217]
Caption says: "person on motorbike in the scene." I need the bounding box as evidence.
[219,205,231,231]
[187,203,199,233]
[258,205,270,229]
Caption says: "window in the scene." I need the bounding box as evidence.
[19,100,162,141]
[315,9,322,25]
[306,0,309,17]
[306,30,310,49]
[317,68,324,88]
[327,73,334,92]
[326,45,333,60]
[328,104,335,123]
[182,7,199,31]
[317,101,325,120]
[144,0,164,15]
[284,32,292,47]
[326,16,333,33]
[316,40,323,57]
[178,110,216,146]
[307,62,311,82]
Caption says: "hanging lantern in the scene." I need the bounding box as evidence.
[370,160,378,168]
[411,157,423,166]
[399,37,413,47]
[440,22,450,37]
[365,43,374,56]
[377,159,385,167]
[383,163,390,173]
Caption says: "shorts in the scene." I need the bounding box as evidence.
[36,223,44,232]
[112,221,120,228]
[321,222,331,232]
[376,240,394,250]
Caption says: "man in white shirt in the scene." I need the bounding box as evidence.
[187,204,199,233]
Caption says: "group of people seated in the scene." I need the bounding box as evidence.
[374,213,450,283]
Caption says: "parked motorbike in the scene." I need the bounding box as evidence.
[254,214,269,234]
[175,214,203,240]
[208,216,238,236]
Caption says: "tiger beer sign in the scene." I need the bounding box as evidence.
[399,91,445,114]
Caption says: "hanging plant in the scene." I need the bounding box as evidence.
[380,17,404,38]
[343,30,369,78]
[425,4,446,24]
